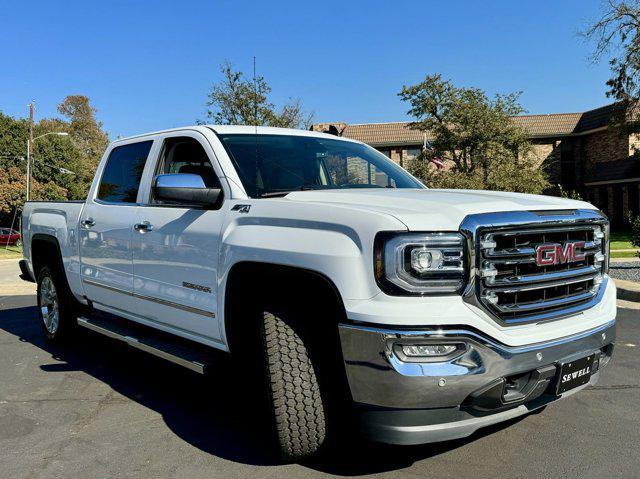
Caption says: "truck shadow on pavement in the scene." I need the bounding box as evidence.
[0,297,525,476]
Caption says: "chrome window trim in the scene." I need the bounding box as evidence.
[459,209,609,326]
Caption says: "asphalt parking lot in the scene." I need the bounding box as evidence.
[1,261,639,478]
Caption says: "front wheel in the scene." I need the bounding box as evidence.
[261,309,328,461]
[36,265,77,341]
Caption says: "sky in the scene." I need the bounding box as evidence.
[0,0,616,138]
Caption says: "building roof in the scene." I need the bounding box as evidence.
[574,103,622,133]
[340,122,427,147]
[511,113,583,136]
[320,103,620,146]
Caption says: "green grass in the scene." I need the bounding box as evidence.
[0,245,22,259]
[611,250,639,259]
[610,231,634,250]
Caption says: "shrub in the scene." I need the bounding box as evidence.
[631,215,640,256]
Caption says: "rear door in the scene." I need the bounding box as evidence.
[131,132,227,343]
[79,139,154,314]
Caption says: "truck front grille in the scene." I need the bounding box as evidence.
[462,210,609,325]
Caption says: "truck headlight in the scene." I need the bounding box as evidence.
[375,232,466,295]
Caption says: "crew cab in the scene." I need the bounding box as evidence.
[20,125,616,460]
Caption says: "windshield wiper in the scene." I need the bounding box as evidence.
[259,185,324,198]
[259,191,293,198]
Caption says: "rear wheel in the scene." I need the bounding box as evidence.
[261,308,327,461]
[36,265,78,341]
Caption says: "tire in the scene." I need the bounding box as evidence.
[36,264,77,341]
[261,309,327,461]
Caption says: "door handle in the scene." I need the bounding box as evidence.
[80,218,95,228]
[134,221,154,233]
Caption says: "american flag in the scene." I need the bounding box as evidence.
[423,133,444,169]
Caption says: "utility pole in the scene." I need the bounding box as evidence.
[26,101,34,201]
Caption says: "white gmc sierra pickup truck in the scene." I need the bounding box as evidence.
[19,125,616,460]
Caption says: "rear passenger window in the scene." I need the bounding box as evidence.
[97,141,153,203]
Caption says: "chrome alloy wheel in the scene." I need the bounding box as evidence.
[40,276,60,334]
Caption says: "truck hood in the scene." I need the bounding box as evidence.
[284,188,596,230]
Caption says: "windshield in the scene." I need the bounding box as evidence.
[216,133,424,198]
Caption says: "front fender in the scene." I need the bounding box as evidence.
[220,217,374,300]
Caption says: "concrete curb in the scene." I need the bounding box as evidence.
[614,278,640,303]
[611,257,640,263]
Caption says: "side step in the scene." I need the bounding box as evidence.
[77,315,215,374]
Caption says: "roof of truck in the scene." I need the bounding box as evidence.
[112,125,361,145]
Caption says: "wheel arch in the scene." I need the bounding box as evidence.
[31,234,64,277]
[223,261,348,355]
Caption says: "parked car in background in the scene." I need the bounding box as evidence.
[0,228,21,246]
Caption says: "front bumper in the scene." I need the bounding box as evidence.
[338,320,615,445]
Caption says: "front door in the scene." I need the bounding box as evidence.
[131,133,226,343]
[79,140,154,314]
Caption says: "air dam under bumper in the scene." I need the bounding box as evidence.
[338,320,615,445]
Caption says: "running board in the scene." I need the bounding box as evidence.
[77,316,213,374]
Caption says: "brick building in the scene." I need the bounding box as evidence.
[312,103,640,227]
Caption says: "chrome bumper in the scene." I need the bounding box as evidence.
[338,320,615,444]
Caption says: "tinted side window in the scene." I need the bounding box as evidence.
[97,141,153,203]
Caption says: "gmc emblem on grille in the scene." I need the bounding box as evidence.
[535,241,586,266]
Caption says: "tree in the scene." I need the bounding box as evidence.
[58,95,109,163]
[0,96,109,225]
[0,165,67,220]
[398,74,549,194]
[203,61,313,128]
[583,1,640,129]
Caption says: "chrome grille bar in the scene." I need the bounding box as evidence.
[485,265,599,287]
[493,290,597,313]
[485,241,600,259]
[489,274,596,294]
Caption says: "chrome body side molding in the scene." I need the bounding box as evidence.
[82,278,216,318]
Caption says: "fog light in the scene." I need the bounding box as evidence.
[401,344,458,357]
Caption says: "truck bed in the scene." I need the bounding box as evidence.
[21,200,86,296]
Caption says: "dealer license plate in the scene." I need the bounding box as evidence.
[556,354,595,394]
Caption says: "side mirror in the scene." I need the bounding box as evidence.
[153,173,222,206]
